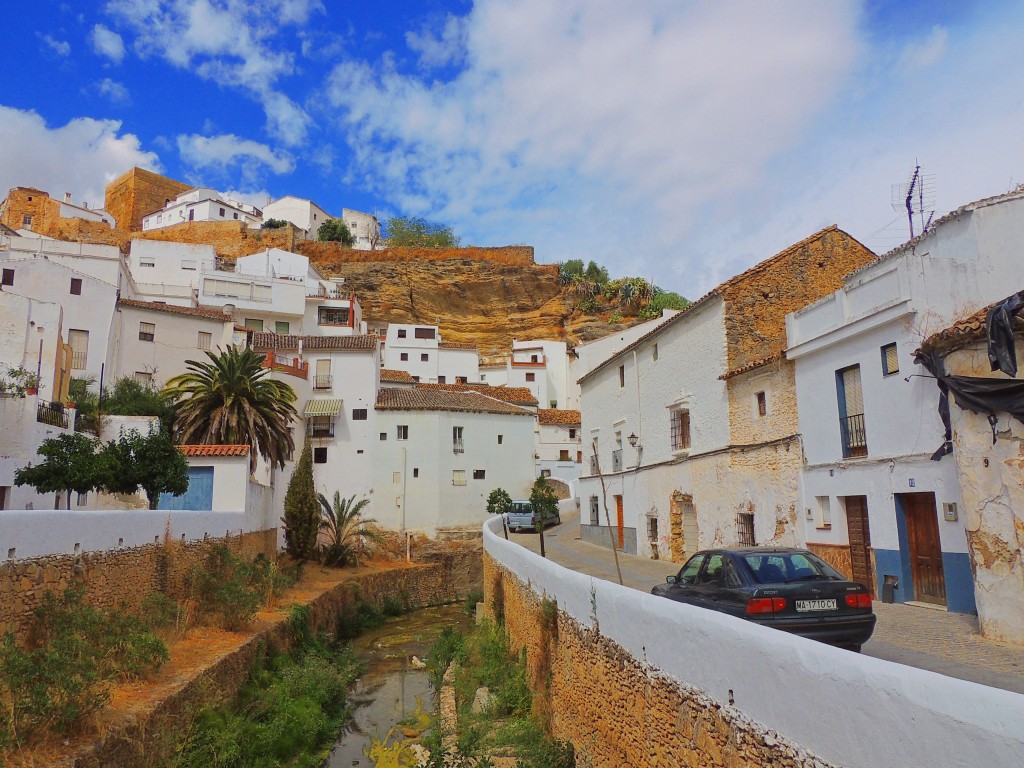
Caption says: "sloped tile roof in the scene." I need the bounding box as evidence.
[720,352,784,380]
[538,409,581,425]
[252,332,378,351]
[919,299,1024,355]
[118,298,230,321]
[380,368,416,383]
[376,387,534,416]
[179,444,250,456]
[416,382,539,405]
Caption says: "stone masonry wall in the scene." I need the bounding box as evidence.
[104,167,191,232]
[484,553,836,768]
[0,529,277,641]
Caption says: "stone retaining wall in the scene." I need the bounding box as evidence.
[0,529,277,641]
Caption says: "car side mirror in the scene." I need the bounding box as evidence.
[666,575,677,584]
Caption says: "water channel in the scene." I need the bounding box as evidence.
[325,604,476,767]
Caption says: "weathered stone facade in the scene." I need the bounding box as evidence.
[0,529,277,641]
[104,167,191,233]
[484,553,837,768]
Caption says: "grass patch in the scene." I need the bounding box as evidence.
[190,548,296,631]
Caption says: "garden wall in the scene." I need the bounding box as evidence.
[482,517,1024,768]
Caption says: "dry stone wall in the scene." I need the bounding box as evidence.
[0,529,277,641]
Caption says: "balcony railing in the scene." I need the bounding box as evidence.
[453,438,464,454]
[612,449,623,472]
[840,413,868,458]
[306,421,335,439]
[313,374,333,390]
[260,354,308,380]
[37,401,68,429]
[71,351,87,370]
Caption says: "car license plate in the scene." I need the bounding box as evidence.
[795,599,836,612]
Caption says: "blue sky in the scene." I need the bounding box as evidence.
[2,1,1023,297]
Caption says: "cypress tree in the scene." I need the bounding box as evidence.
[282,441,319,560]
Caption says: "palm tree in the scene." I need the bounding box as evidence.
[317,492,385,567]
[162,346,297,469]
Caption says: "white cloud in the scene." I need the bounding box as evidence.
[94,78,131,104]
[176,133,296,182]
[91,23,126,64]
[39,34,71,57]
[899,25,948,72]
[0,105,159,206]
[106,0,322,145]
[326,0,859,290]
[405,15,467,69]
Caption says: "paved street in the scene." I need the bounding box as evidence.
[506,509,1024,695]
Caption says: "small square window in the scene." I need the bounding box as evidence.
[140,258,155,268]
[139,322,155,342]
[497,434,503,445]
[22,215,31,226]
[379,432,387,440]
[397,329,407,338]
[473,469,486,480]
[313,447,327,464]
[881,343,899,376]
[438,375,446,384]
[219,207,226,217]
[70,278,82,295]
[456,376,467,383]
[352,408,367,420]
[244,318,264,332]
[452,470,467,486]
[420,353,428,362]
[1,268,13,286]
[756,391,767,417]
[275,321,290,334]
[525,372,535,382]
[134,371,153,384]
[413,468,419,478]
[569,428,577,438]
[233,212,239,220]
[397,425,409,440]
[198,331,211,350]
[400,353,409,361]
[619,365,625,387]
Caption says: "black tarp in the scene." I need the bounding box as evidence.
[986,290,1024,376]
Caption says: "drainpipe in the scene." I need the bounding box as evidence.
[401,445,409,560]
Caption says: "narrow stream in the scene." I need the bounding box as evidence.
[325,604,475,767]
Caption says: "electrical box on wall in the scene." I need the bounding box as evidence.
[805,507,814,520]
[943,502,958,522]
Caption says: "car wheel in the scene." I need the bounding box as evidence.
[848,644,862,653]
[554,514,561,526]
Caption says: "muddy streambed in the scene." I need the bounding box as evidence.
[325,604,475,767]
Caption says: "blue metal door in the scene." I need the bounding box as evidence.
[159,466,214,511]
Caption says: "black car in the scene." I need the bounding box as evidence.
[651,547,876,651]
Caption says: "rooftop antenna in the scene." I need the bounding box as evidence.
[891,161,935,239]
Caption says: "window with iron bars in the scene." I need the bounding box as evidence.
[306,416,334,439]
[671,409,691,450]
[589,495,600,526]
[736,512,755,546]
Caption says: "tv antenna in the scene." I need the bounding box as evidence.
[891,162,935,240]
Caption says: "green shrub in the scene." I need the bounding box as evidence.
[191,547,265,631]
[426,626,467,693]
[0,588,167,742]
[142,592,182,630]
[463,588,484,614]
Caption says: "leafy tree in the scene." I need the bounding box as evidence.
[317,218,355,246]
[529,477,559,529]
[262,218,288,229]
[14,433,109,509]
[69,376,100,432]
[639,290,690,319]
[558,259,584,284]
[384,215,461,248]
[162,347,297,470]
[101,426,189,509]
[317,492,384,567]
[102,376,177,432]
[584,260,610,286]
[282,442,319,561]
[486,488,513,517]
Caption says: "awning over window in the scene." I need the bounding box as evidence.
[304,399,342,417]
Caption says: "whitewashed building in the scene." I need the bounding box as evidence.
[261,196,332,239]
[481,340,572,409]
[341,209,381,250]
[372,387,536,535]
[382,324,479,384]
[535,409,582,495]
[141,188,261,231]
[787,188,1024,614]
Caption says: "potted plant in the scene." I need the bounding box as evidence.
[0,367,40,397]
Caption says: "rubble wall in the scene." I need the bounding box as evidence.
[483,518,1024,768]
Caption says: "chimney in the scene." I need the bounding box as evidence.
[64,192,72,203]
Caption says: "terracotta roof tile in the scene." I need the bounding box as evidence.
[118,298,230,321]
[919,300,1024,355]
[252,332,378,351]
[720,352,784,380]
[416,382,539,405]
[538,409,581,425]
[380,368,416,382]
[376,387,534,416]
[179,444,250,456]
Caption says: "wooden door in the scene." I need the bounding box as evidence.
[844,496,874,595]
[615,495,624,549]
[904,493,946,605]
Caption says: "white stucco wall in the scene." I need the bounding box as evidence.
[483,518,1024,768]
[2,235,123,287]
[372,408,535,534]
[263,196,331,236]
[0,291,66,404]
[128,240,216,304]
[0,394,76,511]
[341,208,380,250]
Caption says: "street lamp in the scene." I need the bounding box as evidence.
[627,432,639,448]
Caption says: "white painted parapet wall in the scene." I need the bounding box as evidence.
[0,509,269,561]
[482,517,1024,768]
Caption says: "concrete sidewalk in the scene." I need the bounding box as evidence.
[505,510,1024,695]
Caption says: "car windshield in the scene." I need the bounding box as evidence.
[509,502,532,514]
[742,552,845,584]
